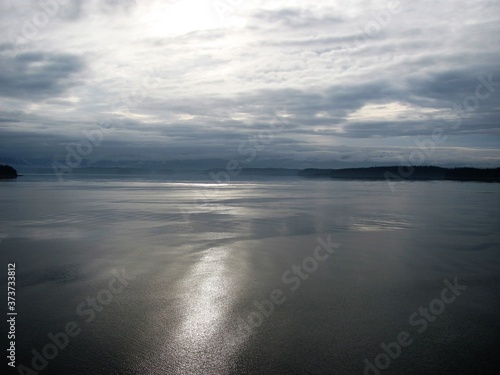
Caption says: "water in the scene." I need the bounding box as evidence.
[1,176,500,374]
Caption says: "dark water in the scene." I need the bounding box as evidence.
[1,176,500,374]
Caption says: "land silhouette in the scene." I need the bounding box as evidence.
[0,165,17,179]
[298,166,500,182]
[2,164,500,182]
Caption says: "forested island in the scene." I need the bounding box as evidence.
[0,165,18,179]
[299,166,500,182]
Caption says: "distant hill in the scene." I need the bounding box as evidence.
[299,166,500,182]
[0,165,18,179]
[240,168,300,176]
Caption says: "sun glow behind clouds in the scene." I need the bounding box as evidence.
[1,0,499,167]
[139,0,226,36]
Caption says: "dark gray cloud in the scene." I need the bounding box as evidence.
[0,50,85,99]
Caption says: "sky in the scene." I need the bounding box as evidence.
[0,0,499,171]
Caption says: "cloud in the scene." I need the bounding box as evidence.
[0,0,499,169]
[0,50,85,100]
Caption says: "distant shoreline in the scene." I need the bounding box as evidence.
[298,166,500,182]
[3,165,500,183]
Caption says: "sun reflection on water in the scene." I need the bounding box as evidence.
[171,246,246,373]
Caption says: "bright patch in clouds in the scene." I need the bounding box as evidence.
[348,102,443,122]
[139,0,222,36]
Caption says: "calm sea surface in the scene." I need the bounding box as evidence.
[1,175,500,374]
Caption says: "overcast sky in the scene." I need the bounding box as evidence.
[1,0,499,170]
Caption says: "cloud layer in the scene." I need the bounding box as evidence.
[1,0,499,169]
